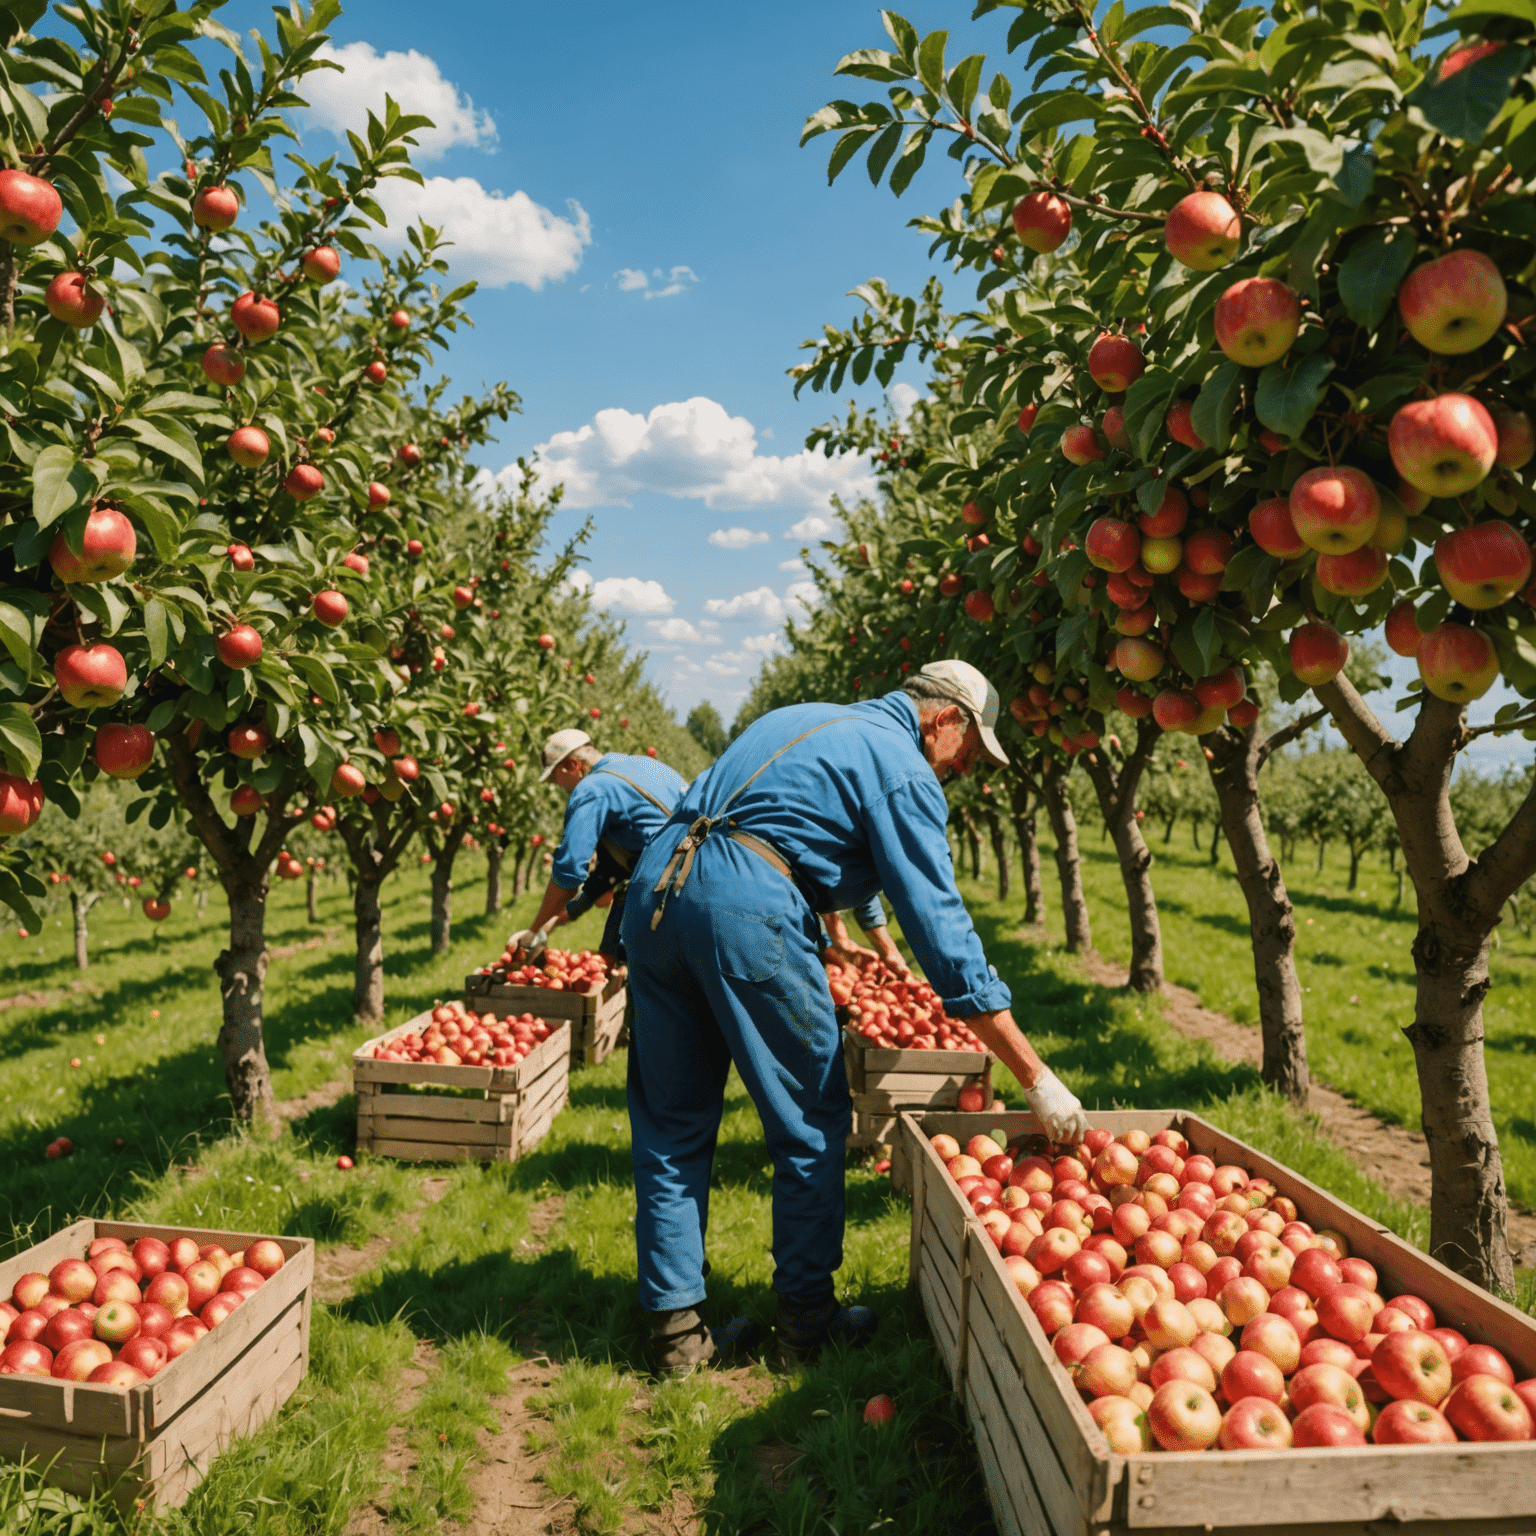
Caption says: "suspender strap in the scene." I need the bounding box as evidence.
[589,767,675,817]
[649,717,858,929]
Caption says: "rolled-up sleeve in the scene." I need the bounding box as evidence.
[551,784,608,890]
[864,774,1011,1015]
[849,894,886,932]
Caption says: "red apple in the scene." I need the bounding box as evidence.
[217,625,263,669]
[1183,527,1233,576]
[1371,1330,1453,1405]
[1417,623,1499,703]
[1193,667,1245,711]
[1385,601,1424,658]
[1316,544,1388,597]
[182,1261,221,1312]
[163,1319,208,1358]
[1452,1343,1515,1387]
[244,1239,285,1279]
[1165,400,1205,449]
[1249,497,1306,558]
[49,1259,97,1303]
[0,169,62,245]
[87,1359,148,1388]
[49,506,137,584]
[1219,1395,1293,1450]
[1373,1399,1457,1444]
[227,541,255,570]
[93,1270,140,1307]
[227,425,270,468]
[54,642,128,708]
[1087,333,1145,393]
[1292,1403,1367,1447]
[199,1292,243,1329]
[228,724,269,760]
[1214,278,1300,366]
[1137,486,1188,539]
[192,184,239,230]
[1398,249,1507,355]
[1147,1380,1222,1450]
[1086,517,1141,572]
[43,1308,94,1352]
[367,481,392,510]
[1241,1312,1301,1373]
[1428,1327,1468,1363]
[1291,1362,1371,1429]
[1061,425,1105,466]
[312,590,348,627]
[231,290,280,341]
[134,1301,174,1339]
[94,723,154,780]
[1289,465,1380,553]
[45,271,105,327]
[12,1274,48,1311]
[1102,406,1132,452]
[963,589,994,623]
[168,1237,201,1273]
[52,1338,112,1380]
[1218,1276,1270,1327]
[1028,1281,1076,1335]
[116,1335,169,1377]
[1386,1295,1433,1329]
[1152,689,1200,733]
[1078,1341,1139,1398]
[0,1339,53,1376]
[1435,521,1532,609]
[1444,1373,1534,1441]
[93,1299,141,1344]
[1390,394,1498,498]
[203,344,246,385]
[1493,407,1535,470]
[1012,190,1071,253]
[285,463,324,501]
[1222,1349,1285,1404]
[1289,622,1348,687]
[302,245,341,283]
[1164,191,1240,270]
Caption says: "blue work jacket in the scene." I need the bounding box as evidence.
[660,692,1009,1017]
[551,753,688,892]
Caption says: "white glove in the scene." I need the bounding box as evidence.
[509,927,547,956]
[1026,1069,1089,1145]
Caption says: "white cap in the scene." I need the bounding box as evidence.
[539,728,592,782]
[917,659,1009,767]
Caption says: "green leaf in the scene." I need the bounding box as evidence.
[120,416,205,487]
[1489,627,1536,694]
[0,866,43,932]
[888,128,930,196]
[915,29,948,95]
[32,443,93,529]
[0,592,48,672]
[290,652,340,705]
[1190,362,1244,454]
[1191,606,1219,673]
[1122,368,1180,461]
[1255,354,1334,438]
[144,598,168,668]
[116,490,182,560]
[0,703,41,778]
[1337,226,1417,331]
[948,53,984,119]
[1408,44,1533,143]
[1020,91,1103,133]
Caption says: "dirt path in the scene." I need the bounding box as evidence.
[1077,950,1536,1268]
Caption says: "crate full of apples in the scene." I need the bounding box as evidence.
[828,952,986,1053]
[363,1002,555,1069]
[903,1109,1536,1536]
[0,1219,313,1508]
[466,946,626,1067]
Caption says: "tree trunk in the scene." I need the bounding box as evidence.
[1208,725,1309,1104]
[1396,869,1406,910]
[306,867,319,923]
[511,846,528,898]
[1388,841,1398,873]
[354,873,385,1025]
[981,806,1010,901]
[1210,819,1221,864]
[70,891,97,969]
[1010,781,1044,927]
[485,840,503,915]
[1081,721,1163,993]
[1317,838,1327,872]
[429,819,470,955]
[1037,757,1091,954]
[1349,846,1362,891]
[961,810,983,881]
[1163,815,1176,844]
[1315,676,1517,1291]
[1191,817,1202,849]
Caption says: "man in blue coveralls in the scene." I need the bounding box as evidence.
[622,660,1090,1373]
[511,728,688,961]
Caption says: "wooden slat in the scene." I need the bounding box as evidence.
[0,1219,94,1296]
[354,1016,571,1093]
[359,1092,511,1124]
[964,1324,1061,1536]
[364,1137,503,1163]
[1135,1521,1536,1536]
[863,1068,992,1095]
[850,1034,989,1072]
[916,1265,958,1376]
[965,1379,1037,1536]
[361,1115,508,1147]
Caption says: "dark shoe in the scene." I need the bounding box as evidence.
[650,1307,764,1377]
[774,1289,878,1367]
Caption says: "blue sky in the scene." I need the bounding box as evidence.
[206,0,1002,723]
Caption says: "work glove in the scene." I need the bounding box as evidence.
[1026,1068,1089,1145]
[509,926,547,956]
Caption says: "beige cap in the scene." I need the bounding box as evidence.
[538,728,592,782]
[918,659,1009,766]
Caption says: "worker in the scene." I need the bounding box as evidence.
[510,729,687,961]
[622,660,1089,1374]
[821,897,910,976]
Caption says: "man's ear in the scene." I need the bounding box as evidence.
[936,702,965,730]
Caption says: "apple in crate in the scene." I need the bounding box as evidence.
[88,1360,148,1388]
[53,1338,112,1380]
[0,1339,52,1376]
[117,1336,170,1377]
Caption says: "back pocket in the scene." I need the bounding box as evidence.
[713,908,783,983]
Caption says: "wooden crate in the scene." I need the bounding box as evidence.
[354,1013,570,1163]
[0,1219,313,1509]
[900,1108,1536,1536]
[843,1026,991,1157]
[464,971,626,1068]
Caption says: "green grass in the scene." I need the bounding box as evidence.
[1037,825,1536,1208]
[0,839,1529,1535]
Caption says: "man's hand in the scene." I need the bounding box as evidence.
[1025,1068,1089,1145]
[869,927,912,978]
[825,935,877,964]
[509,927,548,956]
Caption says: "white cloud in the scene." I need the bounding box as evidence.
[785,581,820,623]
[890,381,924,420]
[705,657,742,676]
[709,527,770,549]
[614,268,650,291]
[305,44,497,160]
[373,177,590,290]
[742,633,782,655]
[584,577,675,615]
[517,397,875,511]
[785,514,834,540]
[704,587,785,622]
[649,617,705,643]
[613,265,698,300]
[564,569,592,594]
[779,557,807,573]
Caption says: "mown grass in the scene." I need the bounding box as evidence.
[0,840,1526,1536]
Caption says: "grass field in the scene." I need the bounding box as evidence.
[0,845,1527,1533]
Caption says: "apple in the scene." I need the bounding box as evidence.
[963,589,995,623]
[45,271,104,327]
[1165,400,1205,449]
[312,590,348,627]
[1087,334,1145,393]
[93,1299,141,1345]
[1214,277,1301,366]
[1291,1362,1371,1428]
[52,1338,112,1381]
[1028,1281,1076,1335]
[1317,1283,1379,1345]
[1423,1329,1468,1369]
[1390,394,1498,497]
[302,245,341,283]
[1102,406,1132,451]
[1371,1330,1452,1405]
[1133,488,1186,541]
[11,1274,49,1311]
[92,1249,140,1280]
[244,1239,285,1278]
[1086,517,1141,573]
[192,184,239,230]
[1002,1255,1040,1299]
[1135,1230,1183,1271]
[1288,1248,1342,1300]
[1288,622,1348,687]
[93,1270,140,1307]
[1417,623,1499,703]
[1111,639,1165,684]
[1373,1399,1457,1444]
[1147,1380,1222,1450]
[1227,698,1260,728]
[1191,1332,1237,1380]
[1088,1395,1154,1453]
[1452,1343,1515,1387]
[285,463,324,501]
[1175,567,1221,605]
[1165,1262,1207,1304]
[1316,545,1389,597]
[182,1261,222,1312]
[1444,1374,1534,1441]
[94,723,154,780]
[1515,1379,1536,1423]
[227,542,256,571]
[1397,248,1507,355]
[1435,521,1532,608]
[367,481,392,511]
[1054,1322,1112,1375]
[54,641,127,709]
[1241,1313,1302,1373]
[1061,425,1105,465]
[1152,689,1201,733]
[1028,1228,1081,1275]
[6,1310,49,1344]
[1220,1395,1293,1450]
[0,1339,53,1376]
[225,424,272,469]
[231,786,263,817]
[199,1292,243,1329]
[1075,1283,1135,1338]
[49,1259,97,1303]
[1183,527,1233,576]
[1292,1403,1367,1447]
[1493,407,1535,470]
[1143,1297,1198,1351]
[1140,535,1183,574]
[217,625,263,669]
[389,308,410,330]
[1012,190,1071,253]
[1386,1295,1433,1330]
[220,1266,266,1297]
[1249,497,1306,558]
[1289,465,1380,553]
[1384,601,1424,659]
[228,725,269,760]
[49,505,138,585]
[0,169,62,244]
[88,1359,148,1388]
[1221,1347,1285,1404]
[231,290,280,341]
[366,360,387,383]
[1077,1342,1139,1398]
[398,442,422,466]
[331,762,367,798]
[1164,191,1240,269]
[1062,1250,1113,1293]
[1217,1276,1269,1327]
[163,1319,208,1358]
[1116,687,1154,718]
[202,344,246,385]
[134,1301,174,1339]
[1192,667,1245,713]
[168,1237,201,1273]
[42,1308,94,1352]
[117,1335,169,1377]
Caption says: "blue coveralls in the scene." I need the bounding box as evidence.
[552,753,688,957]
[621,693,1010,1312]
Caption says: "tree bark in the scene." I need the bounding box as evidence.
[70,891,99,969]
[980,806,1010,901]
[306,866,319,923]
[511,846,528,898]
[485,839,503,915]
[335,805,416,1027]
[1009,780,1044,927]
[1349,846,1362,890]
[427,818,471,955]
[1036,756,1092,954]
[1207,724,1309,1104]
[959,809,983,881]
[1317,838,1327,872]
[1081,720,1163,992]
[165,731,293,1125]
[1209,819,1221,864]
[1314,675,1519,1291]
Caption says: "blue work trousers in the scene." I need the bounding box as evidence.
[621,835,851,1312]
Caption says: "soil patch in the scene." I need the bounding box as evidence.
[345,1338,439,1536]
[276,1073,353,1121]
[312,1174,451,1304]
[269,929,338,960]
[0,978,95,1013]
[1078,950,1536,1268]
